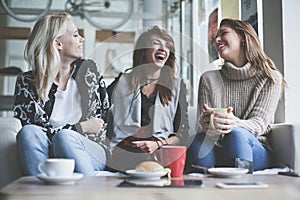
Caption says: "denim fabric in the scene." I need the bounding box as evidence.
[17,124,106,176]
[186,127,270,171]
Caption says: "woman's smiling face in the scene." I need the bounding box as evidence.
[56,19,85,63]
[144,35,170,68]
[215,25,244,63]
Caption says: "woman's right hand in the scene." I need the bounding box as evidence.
[80,118,104,134]
[200,104,214,133]
[131,141,158,154]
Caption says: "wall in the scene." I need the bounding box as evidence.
[282,0,300,171]
[261,0,285,123]
[221,0,239,19]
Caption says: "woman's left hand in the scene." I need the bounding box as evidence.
[212,107,238,134]
[131,141,158,154]
[80,117,105,134]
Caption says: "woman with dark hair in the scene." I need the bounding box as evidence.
[106,26,189,172]
[186,18,286,171]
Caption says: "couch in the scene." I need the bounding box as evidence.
[0,107,296,189]
[0,117,22,189]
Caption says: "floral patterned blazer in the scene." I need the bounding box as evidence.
[13,59,110,146]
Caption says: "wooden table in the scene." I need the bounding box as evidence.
[1,174,300,200]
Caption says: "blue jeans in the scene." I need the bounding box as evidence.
[186,128,270,171]
[16,124,106,176]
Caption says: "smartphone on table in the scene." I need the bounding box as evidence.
[216,182,269,189]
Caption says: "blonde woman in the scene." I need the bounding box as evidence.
[14,12,109,176]
[186,18,286,171]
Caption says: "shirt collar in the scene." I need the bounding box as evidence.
[221,61,257,80]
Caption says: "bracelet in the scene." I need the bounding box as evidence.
[155,140,160,149]
[159,140,164,147]
[164,139,168,145]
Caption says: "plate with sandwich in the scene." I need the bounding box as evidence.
[126,161,171,180]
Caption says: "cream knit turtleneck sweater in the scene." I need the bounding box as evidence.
[197,62,282,146]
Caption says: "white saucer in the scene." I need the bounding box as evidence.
[208,167,249,178]
[36,173,84,185]
[125,169,168,180]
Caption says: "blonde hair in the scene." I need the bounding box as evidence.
[220,18,286,89]
[24,12,71,101]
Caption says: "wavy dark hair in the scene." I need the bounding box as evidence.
[129,26,176,106]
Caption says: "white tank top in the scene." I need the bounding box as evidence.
[49,78,82,128]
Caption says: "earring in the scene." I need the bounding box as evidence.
[242,42,245,46]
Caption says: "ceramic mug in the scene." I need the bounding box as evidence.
[38,158,75,177]
[154,145,186,177]
[209,108,227,130]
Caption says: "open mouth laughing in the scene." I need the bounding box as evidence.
[155,52,166,61]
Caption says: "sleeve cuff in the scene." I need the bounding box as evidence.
[74,123,83,133]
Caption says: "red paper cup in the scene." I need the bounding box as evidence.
[154,146,187,177]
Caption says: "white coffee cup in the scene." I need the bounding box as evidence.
[38,158,75,177]
[209,108,227,130]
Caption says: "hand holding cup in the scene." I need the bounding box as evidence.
[209,108,228,130]
[205,105,236,134]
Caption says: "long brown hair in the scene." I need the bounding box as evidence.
[129,26,176,106]
[220,18,286,89]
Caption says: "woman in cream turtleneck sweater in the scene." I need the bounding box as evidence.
[186,18,286,172]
